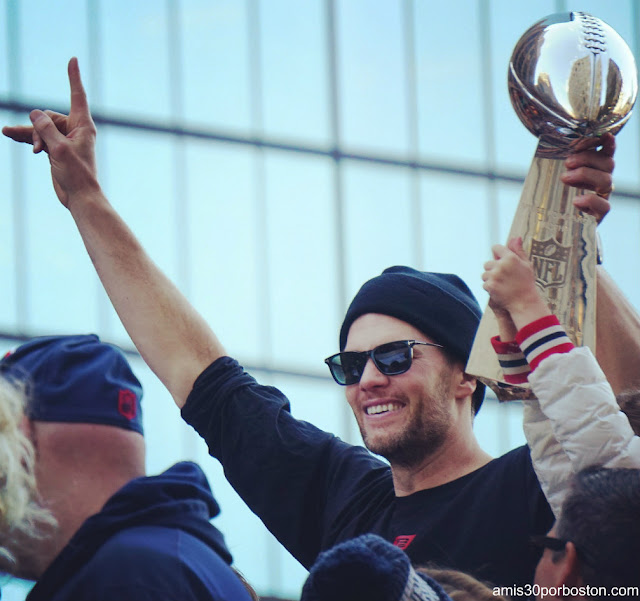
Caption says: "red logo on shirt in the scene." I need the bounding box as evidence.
[393,535,416,550]
[118,389,137,420]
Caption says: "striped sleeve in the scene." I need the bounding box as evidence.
[490,336,529,384]
[515,315,575,372]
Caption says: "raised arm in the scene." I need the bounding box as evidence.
[595,266,640,395]
[2,58,224,407]
[483,235,640,516]
[561,134,640,394]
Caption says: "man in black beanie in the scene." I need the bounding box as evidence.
[3,58,624,597]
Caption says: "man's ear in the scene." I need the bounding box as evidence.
[454,372,477,401]
[553,543,582,589]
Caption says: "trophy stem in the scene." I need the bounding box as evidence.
[466,141,598,401]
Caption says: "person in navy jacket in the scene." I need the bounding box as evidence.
[0,334,254,601]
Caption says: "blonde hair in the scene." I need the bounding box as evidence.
[0,376,54,564]
[417,566,509,601]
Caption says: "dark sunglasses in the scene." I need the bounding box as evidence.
[530,535,567,553]
[530,535,596,569]
[324,340,444,386]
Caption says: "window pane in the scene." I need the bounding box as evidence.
[274,374,349,438]
[0,577,33,599]
[131,354,189,475]
[0,337,19,357]
[414,1,486,166]
[420,173,491,307]
[184,141,261,364]
[490,0,557,172]
[474,399,526,457]
[22,147,100,334]
[0,0,9,96]
[342,161,415,303]
[565,2,634,45]
[494,179,524,244]
[101,127,178,344]
[599,197,640,309]
[180,0,252,132]
[99,3,171,119]
[16,0,89,105]
[265,151,337,370]
[260,0,330,145]
[0,111,17,331]
[337,0,408,154]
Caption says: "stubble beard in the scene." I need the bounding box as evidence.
[359,371,453,468]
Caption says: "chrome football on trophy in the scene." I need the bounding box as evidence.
[466,12,637,401]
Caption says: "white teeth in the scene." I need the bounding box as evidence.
[366,403,399,415]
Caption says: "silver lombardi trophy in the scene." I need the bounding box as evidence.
[466,12,637,401]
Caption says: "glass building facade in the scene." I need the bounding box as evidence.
[1,1,639,597]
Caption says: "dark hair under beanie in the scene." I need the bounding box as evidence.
[339,266,485,413]
[301,533,454,601]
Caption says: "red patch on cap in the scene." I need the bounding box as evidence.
[118,389,137,420]
[393,535,416,550]
[2,348,16,360]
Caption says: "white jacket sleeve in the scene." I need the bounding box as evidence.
[522,400,570,519]
[529,346,640,472]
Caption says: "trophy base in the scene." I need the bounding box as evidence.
[476,377,535,402]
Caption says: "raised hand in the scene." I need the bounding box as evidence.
[482,237,550,328]
[562,132,615,224]
[2,57,99,209]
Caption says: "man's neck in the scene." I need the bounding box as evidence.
[22,469,144,579]
[390,435,492,496]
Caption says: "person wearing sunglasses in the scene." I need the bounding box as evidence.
[531,466,640,600]
[2,58,632,598]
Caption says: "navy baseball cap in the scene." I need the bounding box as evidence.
[0,334,143,434]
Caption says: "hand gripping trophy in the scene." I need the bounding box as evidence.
[466,12,638,401]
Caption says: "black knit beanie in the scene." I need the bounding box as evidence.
[339,266,485,413]
[301,534,454,601]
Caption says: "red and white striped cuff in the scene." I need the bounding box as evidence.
[515,314,574,372]
[490,336,529,385]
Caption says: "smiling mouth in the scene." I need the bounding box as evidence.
[366,402,402,416]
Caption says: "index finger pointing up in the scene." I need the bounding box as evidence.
[67,57,90,119]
